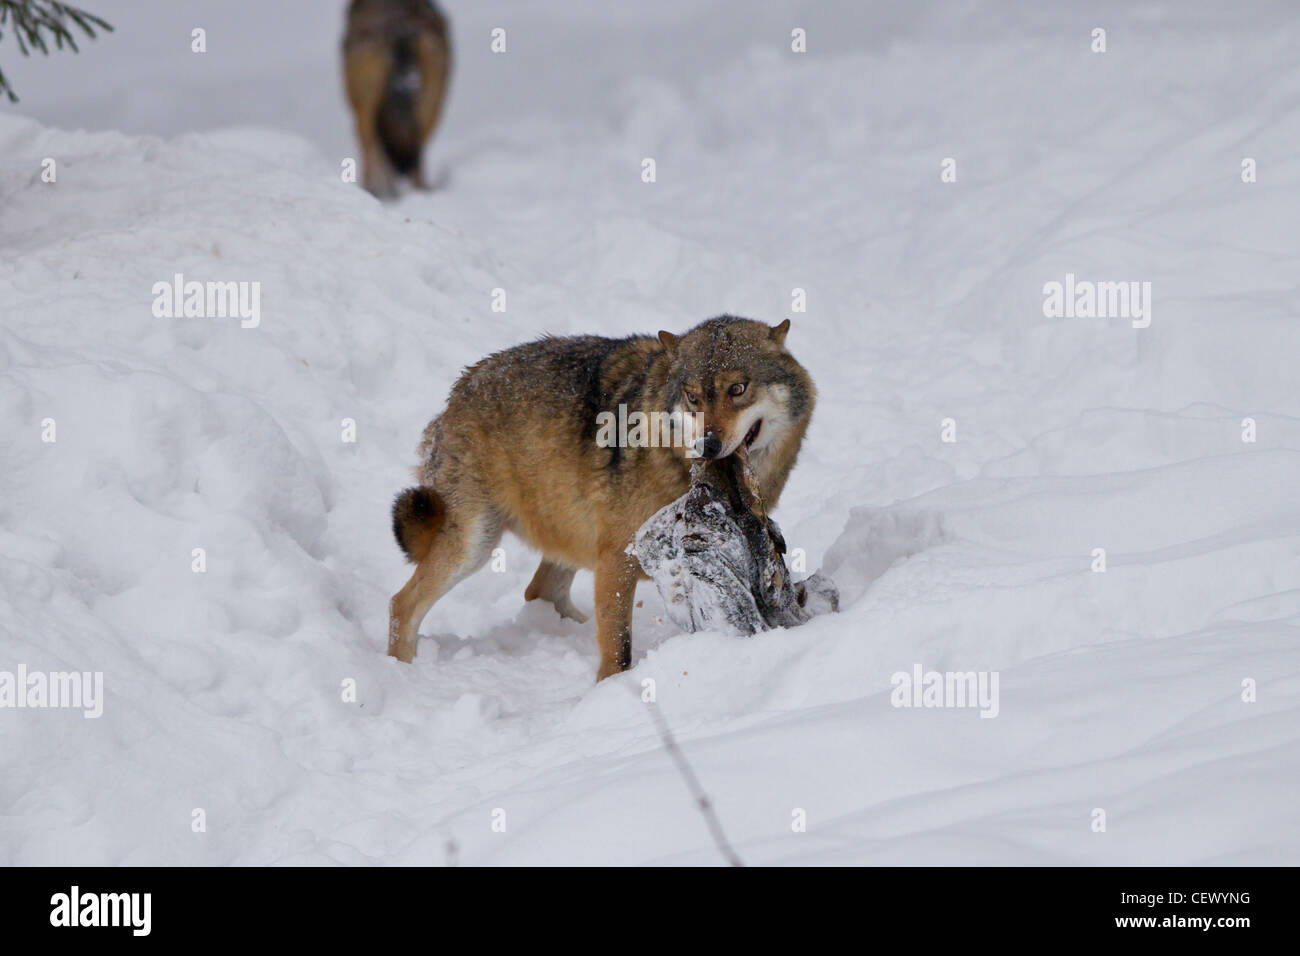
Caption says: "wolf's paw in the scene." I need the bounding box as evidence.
[554,600,589,624]
[387,616,417,662]
[595,659,627,681]
[387,641,416,663]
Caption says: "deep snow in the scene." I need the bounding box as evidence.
[1,0,1298,865]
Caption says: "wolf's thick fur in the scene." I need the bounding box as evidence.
[389,316,816,680]
[343,0,450,198]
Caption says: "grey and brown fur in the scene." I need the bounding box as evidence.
[388,315,816,680]
[343,0,451,198]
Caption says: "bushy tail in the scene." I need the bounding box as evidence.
[377,33,424,175]
[392,487,443,563]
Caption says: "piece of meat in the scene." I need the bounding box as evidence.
[631,453,838,636]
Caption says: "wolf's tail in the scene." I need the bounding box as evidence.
[376,33,424,175]
[392,487,443,563]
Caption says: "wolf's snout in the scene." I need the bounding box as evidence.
[698,433,724,459]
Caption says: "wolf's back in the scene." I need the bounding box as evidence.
[447,334,666,440]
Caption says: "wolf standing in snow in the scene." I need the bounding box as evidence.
[343,0,450,198]
[389,316,817,680]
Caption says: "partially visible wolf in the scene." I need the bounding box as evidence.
[343,0,451,198]
[389,316,816,680]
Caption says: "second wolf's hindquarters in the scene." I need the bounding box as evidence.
[343,0,451,198]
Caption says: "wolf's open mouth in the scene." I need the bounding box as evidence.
[744,420,762,447]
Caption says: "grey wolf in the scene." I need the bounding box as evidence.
[343,0,450,197]
[389,316,816,680]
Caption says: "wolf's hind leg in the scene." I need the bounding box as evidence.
[345,42,399,200]
[362,138,398,199]
[524,559,588,623]
[388,509,503,662]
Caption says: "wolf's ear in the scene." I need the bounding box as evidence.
[770,318,791,347]
[658,330,680,352]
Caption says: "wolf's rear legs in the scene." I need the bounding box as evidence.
[594,549,639,680]
[524,559,588,623]
[410,161,430,191]
[362,138,398,199]
[345,51,400,199]
[388,511,502,662]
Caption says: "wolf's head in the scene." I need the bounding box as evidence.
[658,316,814,461]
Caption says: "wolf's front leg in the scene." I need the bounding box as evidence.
[594,549,638,680]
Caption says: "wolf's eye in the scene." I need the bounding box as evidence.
[685,391,699,405]
[728,382,748,397]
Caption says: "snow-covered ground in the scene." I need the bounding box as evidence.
[2,0,1298,865]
